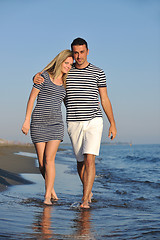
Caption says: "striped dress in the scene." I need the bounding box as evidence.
[30,71,66,143]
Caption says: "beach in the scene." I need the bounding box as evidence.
[0,144,39,192]
[0,143,160,239]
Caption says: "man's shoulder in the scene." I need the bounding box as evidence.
[89,63,104,72]
[69,63,104,72]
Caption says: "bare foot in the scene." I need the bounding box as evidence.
[51,195,58,201]
[88,192,93,203]
[80,201,90,209]
[51,189,58,201]
[82,192,93,203]
[44,197,52,206]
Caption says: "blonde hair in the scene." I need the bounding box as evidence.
[42,49,73,87]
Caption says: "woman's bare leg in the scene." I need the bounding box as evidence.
[44,140,60,204]
[34,141,60,204]
[34,142,46,178]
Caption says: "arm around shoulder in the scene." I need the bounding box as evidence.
[33,71,44,84]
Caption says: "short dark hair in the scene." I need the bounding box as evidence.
[71,37,88,50]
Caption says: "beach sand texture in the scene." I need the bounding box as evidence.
[0,145,39,191]
[0,143,160,239]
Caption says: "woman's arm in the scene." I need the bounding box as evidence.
[22,87,40,135]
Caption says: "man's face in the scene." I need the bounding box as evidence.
[72,44,89,68]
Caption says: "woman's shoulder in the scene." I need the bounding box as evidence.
[41,71,49,79]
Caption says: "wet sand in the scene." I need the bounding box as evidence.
[0,144,160,239]
[0,144,39,192]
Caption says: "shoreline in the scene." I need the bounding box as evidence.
[0,145,39,192]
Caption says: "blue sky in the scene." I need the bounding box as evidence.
[0,0,159,144]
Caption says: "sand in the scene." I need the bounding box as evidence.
[0,144,39,192]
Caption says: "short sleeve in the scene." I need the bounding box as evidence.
[32,72,45,91]
[97,69,107,88]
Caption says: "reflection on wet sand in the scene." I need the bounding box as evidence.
[32,206,54,240]
[72,210,96,239]
[32,205,96,240]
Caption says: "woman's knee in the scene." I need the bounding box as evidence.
[45,155,55,165]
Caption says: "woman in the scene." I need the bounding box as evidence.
[22,50,73,205]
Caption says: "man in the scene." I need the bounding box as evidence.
[34,38,117,208]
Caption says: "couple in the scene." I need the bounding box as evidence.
[22,38,117,208]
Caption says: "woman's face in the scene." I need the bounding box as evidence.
[61,57,73,74]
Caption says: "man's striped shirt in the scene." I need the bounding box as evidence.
[65,63,107,122]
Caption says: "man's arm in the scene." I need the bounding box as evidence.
[99,87,117,140]
[33,71,44,84]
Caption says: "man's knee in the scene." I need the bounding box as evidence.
[84,154,95,161]
[84,154,95,166]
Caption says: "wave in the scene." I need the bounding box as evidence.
[125,155,160,163]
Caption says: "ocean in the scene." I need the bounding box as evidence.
[0,144,160,239]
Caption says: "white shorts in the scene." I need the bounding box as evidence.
[67,117,103,162]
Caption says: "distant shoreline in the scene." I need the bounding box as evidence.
[0,138,33,147]
[0,138,159,147]
[0,138,131,147]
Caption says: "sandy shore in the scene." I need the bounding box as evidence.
[0,144,39,192]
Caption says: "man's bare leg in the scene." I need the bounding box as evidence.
[80,154,96,208]
[77,161,85,183]
[77,161,93,203]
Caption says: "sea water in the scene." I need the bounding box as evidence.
[0,144,160,239]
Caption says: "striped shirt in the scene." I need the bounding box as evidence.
[30,71,66,143]
[65,63,107,122]
[31,71,66,126]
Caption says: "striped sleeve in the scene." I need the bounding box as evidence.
[97,69,107,88]
[32,72,45,91]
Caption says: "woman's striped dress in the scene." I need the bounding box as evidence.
[30,71,66,143]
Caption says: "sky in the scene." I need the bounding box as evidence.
[0,0,160,144]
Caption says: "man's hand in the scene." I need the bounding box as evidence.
[33,71,44,84]
[108,123,117,140]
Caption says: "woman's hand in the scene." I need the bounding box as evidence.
[22,120,30,135]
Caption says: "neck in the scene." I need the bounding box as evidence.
[49,73,63,85]
[75,61,89,69]
[57,73,63,80]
